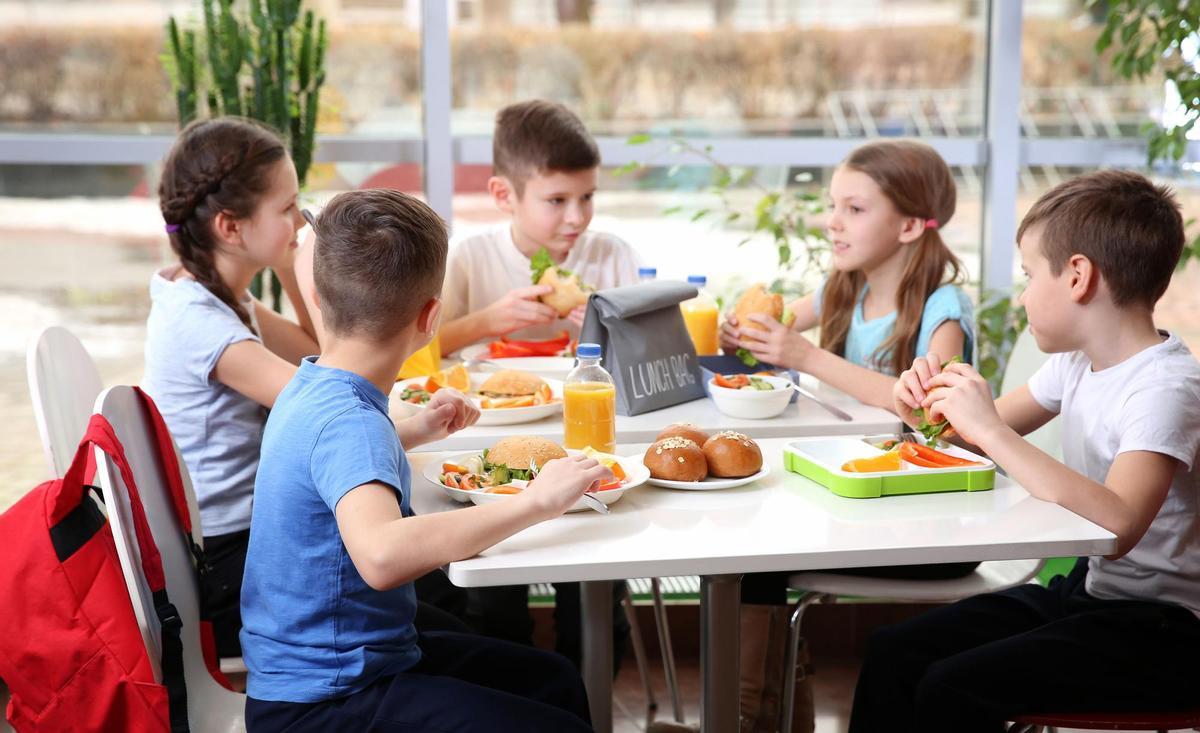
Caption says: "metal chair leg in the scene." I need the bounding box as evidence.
[622,581,658,724]
[651,577,685,723]
[780,592,829,733]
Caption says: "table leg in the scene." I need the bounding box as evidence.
[581,580,614,733]
[700,574,742,733]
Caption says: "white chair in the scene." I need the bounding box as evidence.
[776,327,1061,732]
[26,325,104,477]
[93,385,245,732]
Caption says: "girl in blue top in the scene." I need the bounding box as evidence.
[722,139,973,408]
[720,140,976,733]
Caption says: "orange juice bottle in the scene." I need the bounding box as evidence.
[680,275,719,355]
[397,333,442,380]
[563,343,616,453]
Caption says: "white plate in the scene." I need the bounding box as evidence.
[392,373,564,426]
[422,449,650,512]
[461,344,576,380]
[647,464,772,491]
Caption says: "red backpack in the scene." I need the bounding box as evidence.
[0,390,229,732]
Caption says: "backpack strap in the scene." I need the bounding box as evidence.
[131,387,234,692]
[52,413,191,732]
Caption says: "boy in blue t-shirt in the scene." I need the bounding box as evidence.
[240,189,611,732]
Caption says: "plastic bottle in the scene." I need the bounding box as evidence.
[563,343,617,453]
[637,267,658,283]
[680,275,719,356]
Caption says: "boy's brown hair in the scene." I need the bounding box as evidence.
[493,99,599,195]
[313,189,448,340]
[1017,170,1184,308]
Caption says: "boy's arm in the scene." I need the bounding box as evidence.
[335,456,611,590]
[438,285,556,354]
[922,363,1177,557]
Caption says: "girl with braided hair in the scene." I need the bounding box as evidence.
[145,118,481,659]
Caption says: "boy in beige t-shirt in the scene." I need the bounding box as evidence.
[439,99,641,354]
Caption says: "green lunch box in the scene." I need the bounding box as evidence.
[783,435,995,499]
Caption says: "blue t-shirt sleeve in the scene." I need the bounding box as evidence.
[165,290,260,384]
[309,407,405,511]
[811,278,827,318]
[916,285,976,364]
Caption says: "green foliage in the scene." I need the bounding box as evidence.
[976,287,1028,396]
[1094,0,1200,268]
[163,0,327,306]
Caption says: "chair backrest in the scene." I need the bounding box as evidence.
[93,386,244,733]
[27,325,104,478]
[1000,327,1062,461]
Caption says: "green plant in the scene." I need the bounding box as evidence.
[976,287,1028,396]
[1094,0,1200,269]
[622,134,830,297]
[162,0,327,306]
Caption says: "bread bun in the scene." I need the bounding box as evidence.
[643,437,708,482]
[480,369,545,397]
[734,284,784,333]
[537,268,590,317]
[702,431,763,478]
[488,436,567,470]
[656,423,710,449]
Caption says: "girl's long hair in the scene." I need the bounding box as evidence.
[818,140,965,376]
[158,117,287,331]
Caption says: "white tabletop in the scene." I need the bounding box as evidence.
[409,437,1117,586]
[393,376,903,452]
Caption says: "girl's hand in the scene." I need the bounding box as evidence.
[720,311,741,353]
[483,285,558,336]
[737,313,814,369]
[522,455,613,519]
[922,362,1003,447]
[894,353,945,428]
[419,388,480,442]
[566,304,587,329]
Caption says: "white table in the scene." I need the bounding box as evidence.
[393,375,902,452]
[409,438,1117,733]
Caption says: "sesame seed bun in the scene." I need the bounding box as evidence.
[702,431,763,478]
[479,369,546,397]
[656,423,711,448]
[487,435,568,470]
[734,284,784,332]
[643,437,708,482]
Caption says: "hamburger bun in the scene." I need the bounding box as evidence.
[538,268,590,317]
[488,435,567,470]
[643,437,708,482]
[656,423,711,449]
[480,369,545,397]
[734,284,784,333]
[702,431,763,478]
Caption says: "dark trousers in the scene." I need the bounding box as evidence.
[741,562,980,605]
[849,558,1200,733]
[466,581,631,673]
[245,631,592,732]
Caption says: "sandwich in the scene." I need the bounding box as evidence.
[483,436,568,484]
[531,247,593,316]
[477,369,554,409]
[732,283,797,366]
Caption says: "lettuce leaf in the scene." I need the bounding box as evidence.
[530,247,555,285]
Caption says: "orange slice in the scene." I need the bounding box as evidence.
[429,363,470,392]
[842,451,901,473]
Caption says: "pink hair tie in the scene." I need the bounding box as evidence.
[924,218,939,230]
[164,223,181,234]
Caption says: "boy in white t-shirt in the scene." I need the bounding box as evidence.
[438,99,642,354]
[850,170,1200,731]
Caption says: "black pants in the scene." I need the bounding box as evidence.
[202,530,474,658]
[741,562,980,605]
[466,581,631,674]
[245,631,592,732]
[849,558,1200,733]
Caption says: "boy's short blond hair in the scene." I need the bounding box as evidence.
[493,100,599,195]
[313,189,447,340]
[1017,170,1185,308]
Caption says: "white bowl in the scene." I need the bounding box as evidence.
[707,374,794,419]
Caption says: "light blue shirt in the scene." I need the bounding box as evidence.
[240,358,420,703]
[142,269,266,535]
[814,282,975,375]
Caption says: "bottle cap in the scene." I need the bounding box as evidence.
[638,267,658,278]
[687,275,707,286]
[576,343,601,359]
